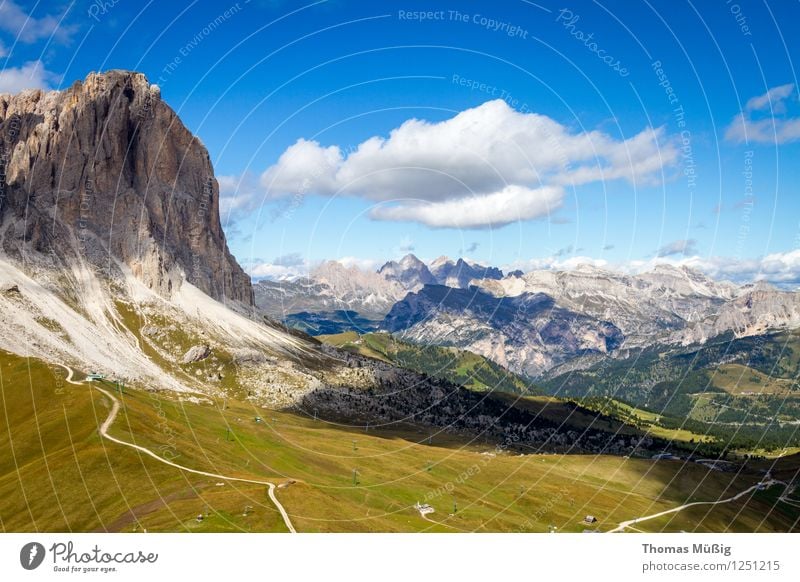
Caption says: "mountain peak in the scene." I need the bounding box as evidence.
[651,263,688,276]
[378,254,436,290]
[429,255,503,287]
[0,70,252,304]
[430,255,453,269]
[398,253,425,267]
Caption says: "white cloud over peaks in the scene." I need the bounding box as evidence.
[0,61,59,93]
[507,255,610,273]
[334,256,381,272]
[245,252,311,280]
[655,238,698,257]
[700,249,800,285]
[248,261,305,280]
[371,185,564,229]
[245,254,380,281]
[632,250,800,287]
[246,248,800,286]
[260,99,677,229]
[725,84,800,145]
[507,249,800,287]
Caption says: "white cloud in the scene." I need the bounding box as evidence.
[370,184,564,229]
[745,83,795,112]
[514,250,800,287]
[671,250,800,286]
[245,253,311,280]
[655,238,698,257]
[507,255,610,273]
[218,173,261,220]
[248,262,305,280]
[0,61,59,93]
[725,114,800,144]
[725,84,800,145]
[0,1,75,44]
[261,138,342,195]
[245,255,380,281]
[333,256,381,272]
[258,99,677,229]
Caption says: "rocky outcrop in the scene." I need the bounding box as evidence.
[0,70,252,304]
[0,282,20,295]
[382,284,624,377]
[378,253,437,290]
[430,256,503,288]
[181,344,211,364]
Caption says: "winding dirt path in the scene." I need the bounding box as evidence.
[59,364,297,533]
[607,479,779,533]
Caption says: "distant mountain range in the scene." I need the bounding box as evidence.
[255,254,508,322]
[255,254,800,378]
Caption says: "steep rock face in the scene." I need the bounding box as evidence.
[382,284,624,377]
[430,256,504,288]
[0,70,252,304]
[378,253,437,290]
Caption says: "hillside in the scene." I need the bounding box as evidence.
[319,331,533,394]
[3,349,796,533]
[543,330,800,452]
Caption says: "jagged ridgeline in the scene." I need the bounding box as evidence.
[0,70,251,304]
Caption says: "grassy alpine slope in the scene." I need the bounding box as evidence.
[319,331,533,394]
[2,347,798,533]
[543,330,800,453]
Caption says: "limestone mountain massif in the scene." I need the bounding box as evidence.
[254,253,510,321]
[0,71,311,390]
[0,70,251,304]
[382,284,624,377]
[477,263,800,350]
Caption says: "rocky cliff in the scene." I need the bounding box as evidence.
[0,70,252,304]
[382,284,624,377]
[430,256,504,288]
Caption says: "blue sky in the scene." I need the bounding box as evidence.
[2,0,800,283]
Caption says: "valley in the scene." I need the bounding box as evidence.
[3,349,798,533]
